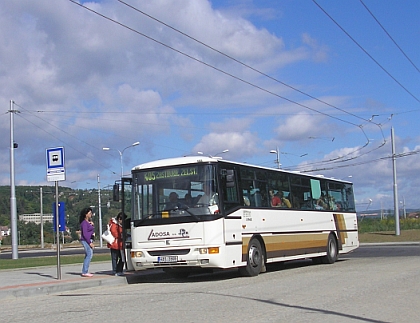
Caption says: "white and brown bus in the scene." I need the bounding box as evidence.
[118,156,358,277]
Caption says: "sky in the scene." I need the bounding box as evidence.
[0,0,419,212]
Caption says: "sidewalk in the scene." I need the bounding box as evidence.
[0,261,164,300]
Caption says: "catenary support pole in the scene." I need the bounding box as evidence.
[391,127,400,236]
[98,174,103,248]
[40,187,44,248]
[9,100,18,259]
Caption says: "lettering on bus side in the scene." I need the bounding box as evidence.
[243,210,252,221]
[148,228,190,240]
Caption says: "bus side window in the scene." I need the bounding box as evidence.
[221,168,241,211]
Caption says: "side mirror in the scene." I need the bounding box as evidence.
[113,184,120,202]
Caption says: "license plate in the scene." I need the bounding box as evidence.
[157,256,178,263]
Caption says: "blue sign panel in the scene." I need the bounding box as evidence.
[52,202,66,232]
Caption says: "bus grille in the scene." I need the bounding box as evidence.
[148,249,190,256]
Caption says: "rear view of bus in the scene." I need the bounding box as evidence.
[124,156,358,278]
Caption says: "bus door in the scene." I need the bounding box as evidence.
[115,178,134,271]
[220,166,243,265]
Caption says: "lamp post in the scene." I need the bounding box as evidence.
[197,149,229,158]
[270,147,280,169]
[213,149,229,158]
[103,141,140,177]
[9,100,19,259]
[97,174,103,248]
[400,197,406,219]
[270,147,307,169]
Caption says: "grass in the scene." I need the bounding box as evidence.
[359,229,420,243]
[0,253,110,270]
[358,217,420,243]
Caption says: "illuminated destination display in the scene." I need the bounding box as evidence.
[144,167,198,181]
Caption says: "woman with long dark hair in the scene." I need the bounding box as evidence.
[79,207,94,277]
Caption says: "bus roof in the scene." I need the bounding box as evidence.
[131,156,352,183]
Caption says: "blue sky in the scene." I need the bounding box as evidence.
[0,0,419,211]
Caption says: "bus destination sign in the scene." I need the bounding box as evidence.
[144,167,197,182]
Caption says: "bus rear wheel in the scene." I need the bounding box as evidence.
[321,233,338,264]
[239,238,264,277]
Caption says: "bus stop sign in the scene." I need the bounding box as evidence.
[46,147,66,182]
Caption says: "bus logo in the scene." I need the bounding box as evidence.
[148,228,189,240]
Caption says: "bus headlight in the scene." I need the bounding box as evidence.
[131,251,144,258]
[198,247,219,254]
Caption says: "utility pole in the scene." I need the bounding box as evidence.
[97,174,103,248]
[391,127,400,236]
[9,100,18,259]
[40,187,44,248]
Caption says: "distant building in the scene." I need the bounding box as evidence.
[19,213,53,225]
[0,226,10,237]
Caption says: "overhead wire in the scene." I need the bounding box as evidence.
[68,0,386,168]
[298,148,420,173]
[312,0,420,104]
[12,102,117,175]
[360,0,420,75]
[116,0,391,156]
[117,0,380,126]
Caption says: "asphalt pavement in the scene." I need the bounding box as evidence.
[1,242,418,300]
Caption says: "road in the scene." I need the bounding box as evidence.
[2,244,420,323]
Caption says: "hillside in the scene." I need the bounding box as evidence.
[0,185,120,245]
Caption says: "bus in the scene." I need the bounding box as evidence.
[118,156,358,277]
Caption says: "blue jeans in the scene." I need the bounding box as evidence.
[81,240,93,274]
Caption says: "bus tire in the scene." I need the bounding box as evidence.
[239,238,263,277]
[321,233,338,264]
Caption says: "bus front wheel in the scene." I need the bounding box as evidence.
[321,233,338,264]
[239,238,264,277]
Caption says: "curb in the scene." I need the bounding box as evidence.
[0,268,166,300]
[359,242,420,246]
[0,273,126,300]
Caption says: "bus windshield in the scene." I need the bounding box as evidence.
[132,164,220,221]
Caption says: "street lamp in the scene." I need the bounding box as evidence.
[400,197,406,219]
[103,141,140,177]
[197,149,229,158]
[270,147,307,169]
[213,149,229,158]
[270,147,280,169]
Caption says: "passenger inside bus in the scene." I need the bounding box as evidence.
[278,191,291,208]
[269,190,291,208]
[165,192,180,210]
[184,193,193,206]
[316,192,329,210]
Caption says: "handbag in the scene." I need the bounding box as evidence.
[101,224,115,244]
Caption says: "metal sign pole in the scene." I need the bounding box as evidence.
[55,181,61,280]
[46,146,65,280]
